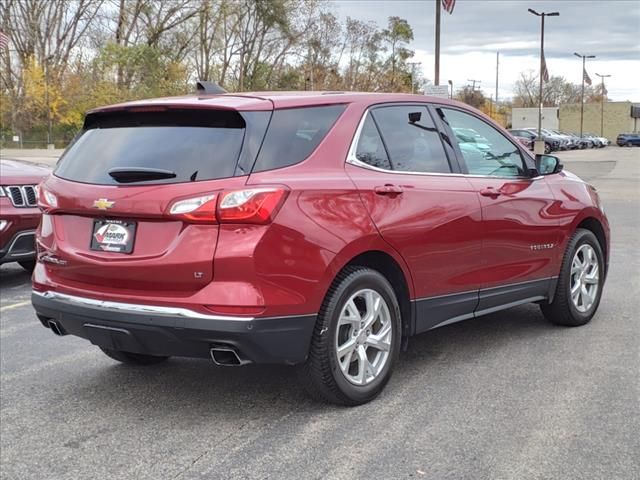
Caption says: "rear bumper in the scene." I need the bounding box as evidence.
[32,290,317,365]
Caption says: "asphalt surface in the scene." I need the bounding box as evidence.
[1,147,639,480]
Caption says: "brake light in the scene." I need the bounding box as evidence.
[217,187,288,224]
[169,194,218,223]
[168,187,288,225]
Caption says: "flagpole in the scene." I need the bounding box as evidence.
[580,55,585,137]
[495,51,499,112]
[528,8,559,154]
[574,52,596,137]
[435,0,441,85]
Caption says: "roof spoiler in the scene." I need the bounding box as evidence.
[196,80,227,95]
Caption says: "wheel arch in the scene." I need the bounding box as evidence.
[576,216,608,275]
[342,251,413,338]
[320,242,415,339]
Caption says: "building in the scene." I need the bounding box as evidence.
[511,107,559,130]
[559,101,639,141]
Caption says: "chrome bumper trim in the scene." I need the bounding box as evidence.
[32,290,255,321]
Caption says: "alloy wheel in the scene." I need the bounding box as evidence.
[570,244,600,313]
[335,289,392,386]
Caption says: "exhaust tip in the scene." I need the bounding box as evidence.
[210,346,250,367]
[47,320,66,336]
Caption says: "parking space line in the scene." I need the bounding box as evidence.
[0,301,31,312]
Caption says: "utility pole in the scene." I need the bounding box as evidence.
[595,73,611,137]
[467,79,481,90]
[407,61,421,93]
[574,52,596,137]
[495,52,499,114]
[434,0,441,85]
[529,8,559,154]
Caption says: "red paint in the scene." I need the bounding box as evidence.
[33,92,610,322]
[0,160,50,261]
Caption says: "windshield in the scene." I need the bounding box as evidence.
[55,109,253,185]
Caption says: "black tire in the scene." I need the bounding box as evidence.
[18,260,36,272]
[100,347,169,365]
[298,266,402,406]
[544,142,551,154]
[541,229,604,327]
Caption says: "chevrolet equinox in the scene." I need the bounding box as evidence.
[32,87,610,405]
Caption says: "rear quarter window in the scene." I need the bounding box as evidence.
[251,104,346,173]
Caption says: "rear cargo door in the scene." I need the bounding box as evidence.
[38,107,271,294]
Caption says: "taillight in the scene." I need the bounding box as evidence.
[168,187,288,225]
[217,187,288,224]
[169,193,218,223]
[38,187,58,212]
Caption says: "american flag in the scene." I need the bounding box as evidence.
[541,52,550,83]
[583,68,592,86]
[0,31,9,50]
[442,0,456,14]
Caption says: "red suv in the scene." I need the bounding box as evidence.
[32,90,609,405]
[1,159,50,271]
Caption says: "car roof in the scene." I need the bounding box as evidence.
[87,91,462,114]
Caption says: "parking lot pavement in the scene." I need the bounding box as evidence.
[1,147,639,480]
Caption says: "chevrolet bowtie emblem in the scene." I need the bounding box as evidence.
[92,198,115,210]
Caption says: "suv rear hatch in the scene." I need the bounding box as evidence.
[38,105,271,294]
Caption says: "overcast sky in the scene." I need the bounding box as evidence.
[332,0,640,101]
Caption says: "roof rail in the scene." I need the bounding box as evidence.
[196,80,227,95]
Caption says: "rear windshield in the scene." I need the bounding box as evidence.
[55,109,250,185]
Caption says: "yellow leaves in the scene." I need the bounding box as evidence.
[22,57,66,125]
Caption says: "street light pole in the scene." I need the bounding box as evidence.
[448,79,453,99]
[528,8,559,155]
[595,73,611,138]
[435,0,441,85]
[574,52,596,137]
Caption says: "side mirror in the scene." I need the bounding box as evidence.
[535,154,563,175]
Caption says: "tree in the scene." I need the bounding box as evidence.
[0,1,421,145]
[513,70,596,107]
[382,16,413,90]
[455,86,486,109]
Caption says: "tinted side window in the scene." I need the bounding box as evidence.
[441,108,525,177]
[372,106,451,174]
[355,115,391,170]
[252,105,346,172]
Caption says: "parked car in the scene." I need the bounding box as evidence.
[0,160,50,271]
[549,130,578,150]
[508,129,553,153]
[583,134,602,148]
[570,133,594,149]
[514,136,533,150]
[538,128,570,150]
[616,133,640,147]
[32,89,610,405]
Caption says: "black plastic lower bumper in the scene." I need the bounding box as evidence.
[32,291,317,365]
[0,230,36,264]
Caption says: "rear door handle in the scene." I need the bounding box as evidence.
[374,184,404,195]
[479,187,501,198]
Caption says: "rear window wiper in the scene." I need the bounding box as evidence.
[107,167,177,183]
